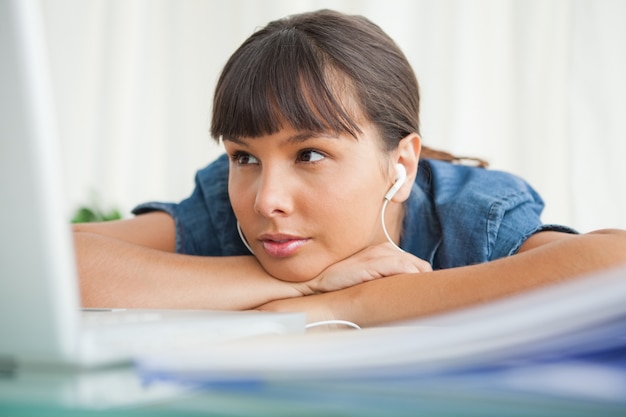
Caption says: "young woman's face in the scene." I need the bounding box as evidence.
[224,123,400,282]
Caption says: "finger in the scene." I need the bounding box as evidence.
[375,253,432,275]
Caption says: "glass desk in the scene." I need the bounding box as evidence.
[2,364,625,417]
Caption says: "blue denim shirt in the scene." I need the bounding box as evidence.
[133,154,576,269]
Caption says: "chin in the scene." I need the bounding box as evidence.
[261,260,322,283]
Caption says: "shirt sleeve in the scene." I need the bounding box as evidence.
[487,190,578,260]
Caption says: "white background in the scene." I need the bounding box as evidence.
[41,0,626,232]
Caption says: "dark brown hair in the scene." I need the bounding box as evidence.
[211,9,486,166]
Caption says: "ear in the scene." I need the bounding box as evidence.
[390,133,421,203]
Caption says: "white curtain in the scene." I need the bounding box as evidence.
[41,0,626,232]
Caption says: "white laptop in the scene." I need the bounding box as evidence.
[0,0,304,369]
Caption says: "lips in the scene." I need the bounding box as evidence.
[259,234,309,258]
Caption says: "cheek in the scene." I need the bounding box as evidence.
[228,177,254,219]
[314,182,384,241]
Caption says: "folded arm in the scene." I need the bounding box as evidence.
[74,212,426,309]
[258,229,626,326]
[74,212,307,310]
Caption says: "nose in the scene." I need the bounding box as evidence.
[253,166,294,218]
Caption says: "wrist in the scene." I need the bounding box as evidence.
[290,280,316,297]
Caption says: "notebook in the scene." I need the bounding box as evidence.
[0,0,304,369]
[135,263,626,385]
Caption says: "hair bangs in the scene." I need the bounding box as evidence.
[211,27,362,141]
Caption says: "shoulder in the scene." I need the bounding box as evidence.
[195,153,230,191]
[417,159,543,208]
[188,153,233,219]
[134,154,247,256]
[188,154,248,255]
[406,159,549,267]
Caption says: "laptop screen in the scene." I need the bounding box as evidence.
[0,0,81,363]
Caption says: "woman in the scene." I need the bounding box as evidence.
[75,9,626,327]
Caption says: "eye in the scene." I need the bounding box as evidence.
[297,149,325,163]
[231,151,259,165]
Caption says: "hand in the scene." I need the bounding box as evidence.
[257,293,336,324]
[304,242,431,294]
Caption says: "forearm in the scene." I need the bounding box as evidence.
[329,229,626,327]
[75,231,305,310]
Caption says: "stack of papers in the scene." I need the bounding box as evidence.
[135,264,626,403]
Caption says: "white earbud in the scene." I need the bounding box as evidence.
[384,164,407,201]
[381,163,407,252]
[237,221,255,254]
